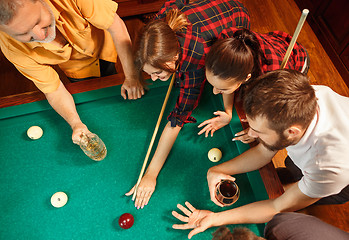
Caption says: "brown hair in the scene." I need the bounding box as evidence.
[0,0,37,25]
[134,8,189,72]
[212,226,265,240]
[243,69,317,133]
[205,28,268,83]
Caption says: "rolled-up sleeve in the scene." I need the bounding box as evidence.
[167,69,206,127]
[5,46,60,93]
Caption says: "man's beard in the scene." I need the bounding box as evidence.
[258,133,295,152]
[35,21,56,43]
[35,0,56,43]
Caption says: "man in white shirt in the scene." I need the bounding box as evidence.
[171,69,349,239]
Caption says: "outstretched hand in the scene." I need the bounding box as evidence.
[198,111,232,137]
[125,173,156,209]
[172,201,216,239]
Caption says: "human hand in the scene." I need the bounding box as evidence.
[232,127,256,144]
[121,76,145,100]
[71,122,91,144]
[207,169,236,207]
[198,111,232,137]
[172,201,216,239]
[125,173,156,209]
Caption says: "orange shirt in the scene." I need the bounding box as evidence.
[0,0,118,93]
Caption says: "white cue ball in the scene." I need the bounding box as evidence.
[208,148,222,162]
[27,126,43,140]
[51,192,68,208]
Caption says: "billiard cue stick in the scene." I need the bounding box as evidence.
[280,9,309,69]
[132,73,176,201]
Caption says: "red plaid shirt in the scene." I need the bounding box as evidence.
[156,0,250,127]
[220,28,308,74]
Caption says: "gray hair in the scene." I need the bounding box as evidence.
[0,0,37,25]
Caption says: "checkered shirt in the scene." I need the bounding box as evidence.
[220,28,308,74]
[257,31,307,73]
[156,0,250,127]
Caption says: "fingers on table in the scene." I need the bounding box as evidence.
[125,186,135,196]
[135,189,153,209]
[131,88,142,100]
[172,223,191,230]
[177,203,192,217]
[198,119,211,129]
[188,228,204,239]
[184,201,196,212]
[198,124,216,137]
[172,210,189,223]
[209,129,216,137]
[138,87,145,98]
[127,88,137,100]
[131,86,145,100]
[121,86,144,100]
[121,87,127,100]
[172,202,196,222]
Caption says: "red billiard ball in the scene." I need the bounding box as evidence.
[119,213,134,229]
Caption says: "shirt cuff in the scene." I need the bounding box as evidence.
[167,110,197,127]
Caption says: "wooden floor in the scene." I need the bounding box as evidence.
[243,0,349,232]
[0,0,348,232]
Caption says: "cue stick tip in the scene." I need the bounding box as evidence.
[302,9,309,15]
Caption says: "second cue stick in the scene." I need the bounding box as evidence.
[280,9,309,69]
[132,73,176,201]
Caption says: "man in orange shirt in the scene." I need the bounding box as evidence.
[0,0,144,143]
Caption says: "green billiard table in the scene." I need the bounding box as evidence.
[0,74,283,239]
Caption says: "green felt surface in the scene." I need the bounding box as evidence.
[0,81,268,239]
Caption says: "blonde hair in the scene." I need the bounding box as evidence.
[166,8,189,32]
[134,9,189,72]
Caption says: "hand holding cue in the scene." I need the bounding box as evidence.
[281,9,309,69]
[132,73,176,201]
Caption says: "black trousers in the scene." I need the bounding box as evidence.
[68,59,117,82]
[283,156,349,204]
[264,212,349,240]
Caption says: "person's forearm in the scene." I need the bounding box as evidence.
[222,93,234,117]
[146,122,182,177]
[213,183,320,226]
[214,199,278,226]
[108,13,138,80]
[210,143,277,175]
[45,82,82,129]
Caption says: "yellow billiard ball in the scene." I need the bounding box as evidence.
[208,148,222,162]
[27,126,43,140]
